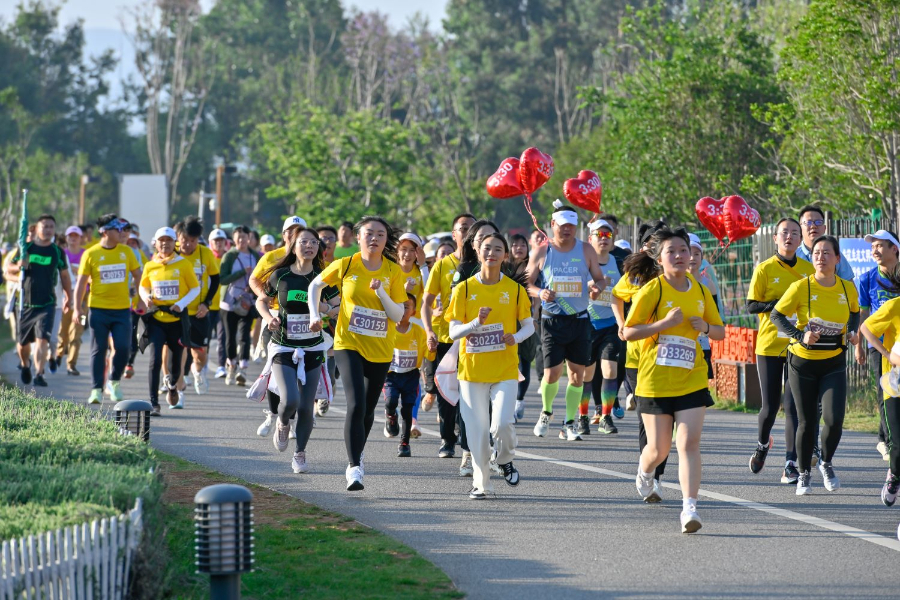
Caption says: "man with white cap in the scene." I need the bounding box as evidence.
[56,225,87,375]
[526,200,607,441]
[857,228,900,459]
[260,234,277,254]
[73,214,145,404]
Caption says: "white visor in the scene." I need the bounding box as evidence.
[588,219,612,233]
[552,210,578,227]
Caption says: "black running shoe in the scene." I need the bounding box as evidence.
[781,462,800,484]
[48,356,57,374]
[67,367,80,376]
[397,443,411,458]
[33,374,48,387]
[21,363,32,385]
[576,415,591,436]
[468,487,487,500]
[438,443,455,458]
[597,414,618,434]
[384,411,400,437]
[749,443,769,474]
[500,461,520,486]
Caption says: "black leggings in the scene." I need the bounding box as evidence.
[148,319,183,404]
[270,353,321,453]
[787,351,846,472]
[128,311,140,366]
[628,367,667,480]
[869,348,888,443]
[518,354,531,401]
[756,355,799,462]
[334,349,391,466]
[224,310,254,363]
[884,398,900,479]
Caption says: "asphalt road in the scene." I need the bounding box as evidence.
[4,340,900,599]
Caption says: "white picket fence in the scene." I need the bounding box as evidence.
[0,499,143,600]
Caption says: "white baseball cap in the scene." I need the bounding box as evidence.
[282,216,307,231]
[154,227,177,241]
[551,200,578,227]
[128,233,140,241]
[209,228,227,241]
[688,233,703,251]
[260,234,276,247]
[614,239,632,251]
[587,219,612,233]
[398,232,423,247]
[65,225,83,237]
[865,229,900,248]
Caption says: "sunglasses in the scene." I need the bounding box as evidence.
[593,231,613,239]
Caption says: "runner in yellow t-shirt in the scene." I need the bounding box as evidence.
[446,232,533,498]
[73,214,144,405]
[139,227,200,412]
[207,228,229,379]
[623,227,724,533]
[771,234,860,496]
[308,216,407,492]
[421,212,475,458]
[746,217,815,482]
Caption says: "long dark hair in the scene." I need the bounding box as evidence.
[461,219,500,264]
[623,227,690,285]
[355,216,398,263]
[262,228,326,281]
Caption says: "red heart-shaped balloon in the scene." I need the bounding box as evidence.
[486,157,524,199]
[695,197,727,243]
[563,170,602,213]
[518,147,554,195]
[722,195,760,243]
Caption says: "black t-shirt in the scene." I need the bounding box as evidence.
[264,266,339,348]
[611,245,630,273]
[19,243,67,308]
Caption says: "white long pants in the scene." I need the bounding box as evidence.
[458,379,518,493]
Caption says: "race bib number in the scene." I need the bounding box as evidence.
[465,322,505,354]
[592,289,614,308]
[152,279,180,301]
[655,334,697,370]
[99,263,126,284]
[807,317,844,346]
[194,267,204,281]
[348,305,388,338]
[551,276,583,298]
[777,314,798,339]
[391,349,418,372]
[286,314,317,340]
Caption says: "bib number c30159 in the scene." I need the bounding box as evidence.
[348,305,389,338]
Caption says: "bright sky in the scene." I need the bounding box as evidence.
[0,0,447,32]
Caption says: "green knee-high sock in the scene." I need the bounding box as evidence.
[565,384,584,423]
[579,381,593,416]
[541,379,559,414]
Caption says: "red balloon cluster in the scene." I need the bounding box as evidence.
[485,147,555,199]
[695,195,759,244]
[563,170,602,214]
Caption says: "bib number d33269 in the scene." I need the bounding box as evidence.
[655,335,696,370]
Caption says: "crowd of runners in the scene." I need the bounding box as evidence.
[4,193,900,535]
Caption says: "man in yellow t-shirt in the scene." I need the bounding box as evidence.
[207,228,229,378]
[421,212,475,459]
[73,214,144,405]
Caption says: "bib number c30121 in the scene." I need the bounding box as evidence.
[151,279,180,302]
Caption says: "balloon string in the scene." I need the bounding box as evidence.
[524,194,549,245]
[700,240,730,278]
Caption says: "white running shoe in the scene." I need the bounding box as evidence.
[174,390,185,409]
[796,470,812,495]
[489,457,502,475]
[514,400,525,422]
[877,441,890,461]
[193,368,208,395]
[292,451,309,474]
[559,423,582,441]
[215,366,226,379]
[225,366,237,386]
[316,398,330,416]
[346,465,364,491]
[818,461,840,491]
[257,410,274,437]
[459,451,473,477]
[680,508,702,533]
[533,412,552,437]
[636,471,655,500]
[273,420,290,452]
[645,479,662,504]
[289,417,297,440]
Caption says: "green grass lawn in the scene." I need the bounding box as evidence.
[157,454,464,600]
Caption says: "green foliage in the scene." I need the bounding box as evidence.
[0,386,161,540]
[257,103,454,232]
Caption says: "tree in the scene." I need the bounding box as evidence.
[125,0,214,206]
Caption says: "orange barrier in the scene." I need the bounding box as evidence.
[710,326,756,365]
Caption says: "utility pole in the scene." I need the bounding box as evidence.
[215,165,237,227]
[78,174,100,224]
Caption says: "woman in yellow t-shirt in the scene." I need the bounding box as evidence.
[746,217,814,483]
[138,227,200,413]
[623,227,724,533]
[308,216,407,492]
[771,235,860,496]
[611,222,666,496]
[446,233,533,499]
